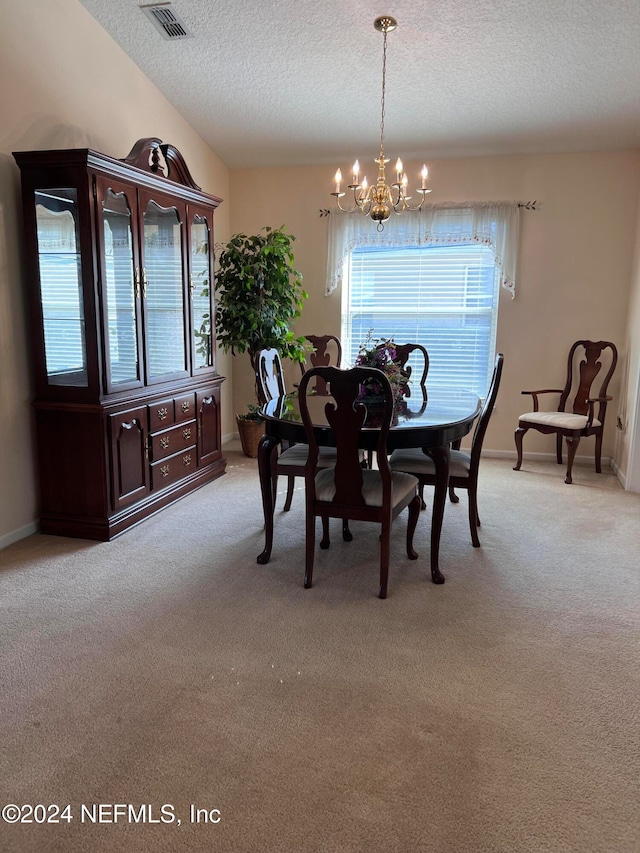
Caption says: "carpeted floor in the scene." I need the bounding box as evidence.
[0,445,638,853]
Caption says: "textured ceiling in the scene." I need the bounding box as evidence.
[77,0,640,169]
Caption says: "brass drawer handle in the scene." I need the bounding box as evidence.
[181,401,191,412]
[182,454,192,467]
[157,406,169,421]
[182,428,192,440]
[160,436,170,449]
[160,465,170,478]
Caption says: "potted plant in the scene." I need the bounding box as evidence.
[215,226,309,456]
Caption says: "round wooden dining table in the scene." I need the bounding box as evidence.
[256,385,481,583]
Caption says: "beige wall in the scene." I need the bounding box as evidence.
[616,194,640,486]
[0,0,232,545]
[230,151,640,468]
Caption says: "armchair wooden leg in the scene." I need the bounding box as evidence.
[513,426,528,471]
[406,495,420,560]
[342,520,353,542]
[564,436,580,484]
[283,476,295,511]
[320,516,331,549]
[556,433,563,465]
[595,432,603,473]
[448,485,459,503]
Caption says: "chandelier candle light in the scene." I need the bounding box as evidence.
[331,16,431,231]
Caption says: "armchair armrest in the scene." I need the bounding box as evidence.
[585,395,613,428]
[520,388,563,412]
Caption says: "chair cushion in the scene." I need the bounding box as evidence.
[518,411,601,430]
[314,467,418,508]
[277,443,337,469]
[389,448,471,478]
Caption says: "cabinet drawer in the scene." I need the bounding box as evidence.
[150,420,196,461]
[149,398,175,430]
[175,393,195,423]
[150,446,197,490]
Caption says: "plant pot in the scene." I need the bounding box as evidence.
[236,415,265,458]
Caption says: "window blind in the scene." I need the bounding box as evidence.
[344,243,500,397]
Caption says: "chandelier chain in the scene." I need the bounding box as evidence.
[379,28,387,159]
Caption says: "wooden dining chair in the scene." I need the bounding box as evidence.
[255,349,349,535]
[389,353,504,547]
[365,340,430,468]
[390,342,429,396]
[513,340,617,484]
[300,334,342,395]
[299,366,421,599]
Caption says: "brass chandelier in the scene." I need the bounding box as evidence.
[331,16,431,231]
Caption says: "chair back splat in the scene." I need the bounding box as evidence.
[300,334,342,396]
[256,348,286,404]
[390,343,429,392]
[299,366,420,598]
[563,340,617,420]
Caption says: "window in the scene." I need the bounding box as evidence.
[342,242,500,397]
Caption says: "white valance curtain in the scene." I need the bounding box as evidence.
[34,206,78,251]
[326,201,522,298]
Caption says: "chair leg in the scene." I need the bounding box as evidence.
[271,467,278,508]
[468,487,481,548]
[564,436,580,484]
[556,433,563,465]
[406,495,420,560]
[283,476,295,511]
[595,431,603,473]
[304,513,316,589]
[448,485,459,503]
[320,516,331,549]
[419,484,426,510]
[513,427,528,470]
[378,519,391,599]
[342,520,353,542]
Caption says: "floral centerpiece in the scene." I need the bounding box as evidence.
[354,332,408,412]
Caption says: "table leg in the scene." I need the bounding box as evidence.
[425,444,449,584]
[257,434,279,565]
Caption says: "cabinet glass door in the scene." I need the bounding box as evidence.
[190,213,213,370]
[101,187,141,389]
[142,198,188,381]
[34,189,87,386]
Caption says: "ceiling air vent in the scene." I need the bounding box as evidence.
[140,3,194,40]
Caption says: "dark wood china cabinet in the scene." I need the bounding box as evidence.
[14,138,226,540]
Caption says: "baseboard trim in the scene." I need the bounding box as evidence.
[481,449,612,467]
[222,431,239,444]
[0,521,39,551]
[611,459,627,489]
